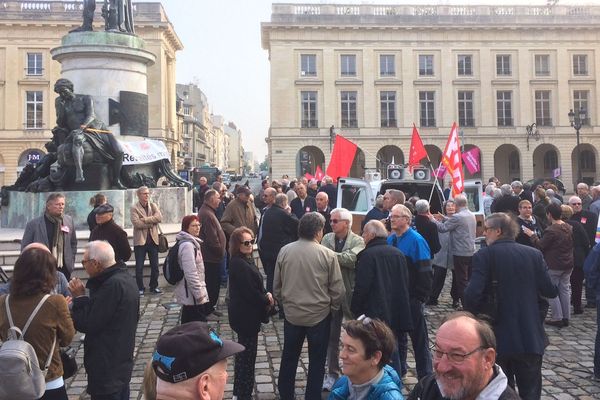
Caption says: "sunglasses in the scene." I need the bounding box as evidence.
[242,239,255,246]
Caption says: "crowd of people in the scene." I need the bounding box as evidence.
[2,174,600,400]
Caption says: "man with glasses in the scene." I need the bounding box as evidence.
[408,312,520,400]
[464,213,557,400]
[320,208,365,391]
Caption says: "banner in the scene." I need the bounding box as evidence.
[409,124,428,168]
[441,122,464,196]
[553,167,561,178]
[326,135,358,182]
[304,172,314,180]
[461,147,481,175]
[434,165,447,179]
[120,139,170,166]
[315,165,325,181]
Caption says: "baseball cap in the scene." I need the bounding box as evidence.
[152,322,244,383]
[95,203,114,214]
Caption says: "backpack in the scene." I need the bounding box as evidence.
[163,240,197,285]
[0,294,56,400]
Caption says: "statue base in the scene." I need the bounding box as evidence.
[0,187,192,230]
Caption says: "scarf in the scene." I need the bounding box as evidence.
[45,212,64,269]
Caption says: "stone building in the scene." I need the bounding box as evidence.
[261,3,600,190]
[225,121,245,174]
[0,1,183,186]
[176,83,211,168]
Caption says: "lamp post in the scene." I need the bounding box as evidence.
[568,107,587,185]
[329,125,336,153]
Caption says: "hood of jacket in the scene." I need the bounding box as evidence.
[176,230,203,248]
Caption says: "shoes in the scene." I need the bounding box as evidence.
[452,300,460,309]
[322,375,337,391]
[426,299,438,306]
[150,287,163,294]
[545,319,566,328]
[138,290,145,297]
[212,310,223,317]
[574,308,584,315]
[563,318,569,327]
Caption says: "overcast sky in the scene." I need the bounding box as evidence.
[151,0,597,161]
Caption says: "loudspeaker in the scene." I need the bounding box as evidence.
[413,167,431,181]
[387,164,404,179]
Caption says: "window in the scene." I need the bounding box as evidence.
[183,105,191,116]
[26,53,43,76]
[380,91,396,127]
[301,91,318,128]
[543,150,558,172]
[535,55,550,76]
[457,55,472,76]
[535,90,552,126]
[419,91,435,127]
[419,55,434,76]
[458,91,474,127]
[573,90,590,125]
[508,150,520,174]
[340,55,356,77]
[340,91,357,128]
[573,54,588,76]
[25,91,43,129]
[300,54,316,77]
[496,91,513,126]
[380,55,395,77]
[496,55,511,76]
[340,184,369,212]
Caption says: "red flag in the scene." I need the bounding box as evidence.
[326,135,358,182]
[304,172,314,180]
[409,124,428,167]
[315,165,325,181]
[441,122,464,196]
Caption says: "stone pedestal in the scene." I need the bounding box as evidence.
[50,32,156,136]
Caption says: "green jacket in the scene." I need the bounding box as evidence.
[322,231,365,319]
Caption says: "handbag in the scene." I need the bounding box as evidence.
[478,249,499,325]
[60,346,77,379]
[157,224,169,253]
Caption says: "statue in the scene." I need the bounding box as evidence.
[52,78,126,189]
[70,0,135,34]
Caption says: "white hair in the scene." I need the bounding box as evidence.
[364,220,388,238]
[86,241,116,268]
[330,207,353,225]
[415,199,430,214]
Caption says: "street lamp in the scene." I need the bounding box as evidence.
[568,107,587,185]
[329,125,336,153]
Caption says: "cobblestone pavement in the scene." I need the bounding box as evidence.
[64,272,600,400]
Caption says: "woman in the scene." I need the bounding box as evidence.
[175,215,210,323]
[0,248,75,400]
[427,200,457,307]
[87,193,107,231]
[228,227,274,400]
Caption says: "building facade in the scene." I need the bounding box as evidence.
[261,3,600,190]
[225,121,244,174]
[177,83,211,168]
[0,1,183,186]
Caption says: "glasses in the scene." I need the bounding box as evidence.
[140,192,150,195]
[570,203,582,206]
[390,215,407,220]
[82,258,95,265]
[430,345,485,363]
[242,239,255,246]
[330,219,347,224]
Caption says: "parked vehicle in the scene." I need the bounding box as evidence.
[524,178,566,195]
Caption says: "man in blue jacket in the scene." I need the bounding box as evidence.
[584,241,600,380]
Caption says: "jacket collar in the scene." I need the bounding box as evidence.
[86,262,126,289]
[365,237,388,249]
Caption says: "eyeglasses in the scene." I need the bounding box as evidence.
[82,258,95,265]
[570,203,582,206]
[430,345,485,363]
[242,239,255,246]
[330,219,347,224]
[390,215,407,220]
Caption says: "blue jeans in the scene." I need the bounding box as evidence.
[595,299,600,377]
[278,314,331,400]
[134,243,159,291]
[398,298,433,379]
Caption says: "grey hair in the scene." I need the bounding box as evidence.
[46,192,65,205]
[386,189,406,205]
[264,187,277,197]
[137,186,149,195]
[323,176,333,184]
[298,212,325,240]
[86,241,116,268]
[330,207,353,225]
[391,204,412,219]
[375,194,384,208]
[316,191,328,201]
[569,195,582,205]
[492,188,502,199]
[577,182,589,190]
[500,184,512,196]
[510,180,523,189]
[363,220,388,238]
[454,194,468,208]
[275,193,288,207]
[485,213,519,240]
[211,181,223,191]
[546,188,556,197]
[415,199,430,214]
[485,183,496,196]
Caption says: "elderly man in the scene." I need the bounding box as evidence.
[274,213,345,400]
[408,313,520,400]
[153,322,244,400]
[69,241,139,400]
[389,204,432,379]
[415,199,441,259]
[511,180,533,204]
[307,179,319,197]
[290,183,317,219]
[318,175,338,209]
[130,186,162,296]
[577,183,594,211]
[465,213,557,399]
[491,184,519,215]
[432,194,476,309]
[361,194,388,232]
[89,203,131,263]
[22,192,77,281]
[321,208,365,390]
[590,186,600,216]
[382,189,406,231]
[221,186,258,237]
[570,195,599,309]
[352,220,412,378]
[316,191,332,234]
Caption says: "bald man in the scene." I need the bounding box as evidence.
[316,191,332,234]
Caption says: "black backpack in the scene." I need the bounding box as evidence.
[163,241,185,285]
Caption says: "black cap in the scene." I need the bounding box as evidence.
[95,203,114,214]
[152,322,244,383]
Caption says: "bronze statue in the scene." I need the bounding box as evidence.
[70,0,135,34]
[70,0,96,32]
[52,78,126,189]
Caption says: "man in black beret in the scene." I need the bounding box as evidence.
[89,203,131,263]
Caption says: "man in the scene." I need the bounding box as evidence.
[408,313,520,400]
[260,187,277,214]
[381,189,406,231]
[153,321,244,400]
[432,194,476,309]
[590,186,600,216]
[89,203,131,263]
[465,213,557,399]
[321,208,365,390]
[130,186,162,296]
[290,183,317,219]
[570,195,599,309]
[414,199,441,259]
[256,179,270,209]
[318,176,338,209]
[197,176,210,205]
[69,241,139,400]
[577,183,594,211]
[514,200,544,247]
[220,186,258,237]
[583,241,600,380]
[388,204,432,379]
[490,184,519,215]
[307,179,319,197]
[22,192,77,280]
[286,180,298,203]
[258,193,299,296]
[511,180,533,204]
[316,191,332,234]
[361,194,388,231]
[352,220,412,378]
[198,189,226,314]
[274,213,345,400]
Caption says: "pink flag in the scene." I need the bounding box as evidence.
[304,172,314,180]
[553,167,561,178]
[442,123,464,196]
[461,147,481,175]
[315,165,325,181]
[434,165,447,178]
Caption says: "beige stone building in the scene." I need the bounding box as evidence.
[0,1,183,186]
[225,122,245,174]
[261,3,600,191]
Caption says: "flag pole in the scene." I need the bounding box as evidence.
[428,159,444,204]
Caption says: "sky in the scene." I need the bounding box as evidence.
[151,0,598,162]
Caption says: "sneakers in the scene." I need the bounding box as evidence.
[545,319,567,328]
[150,287,163,294]
[139,290,145,297]
[322,374,337,391]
